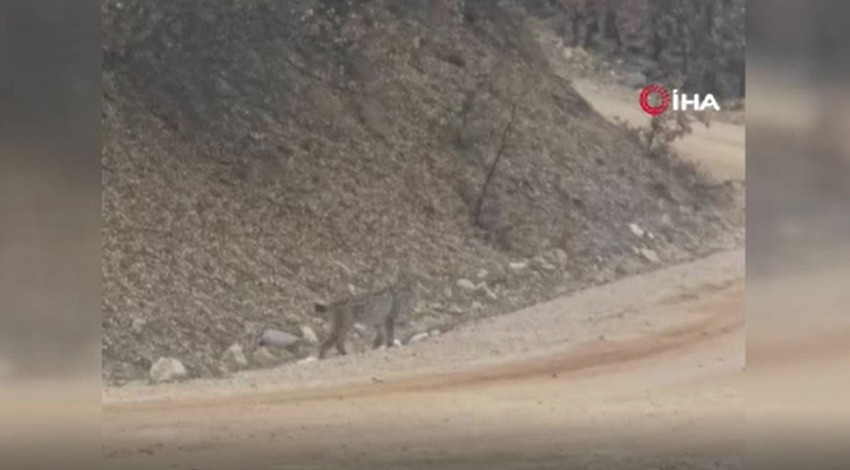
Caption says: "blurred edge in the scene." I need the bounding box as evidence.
[0,0,100,468]
[748,0,850,469]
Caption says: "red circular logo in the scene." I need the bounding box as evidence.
[639,84,670,116]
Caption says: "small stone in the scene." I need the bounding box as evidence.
[353,323,368,334]
[392,339,402,348]
[532,256,557,272]
[221,343,248,371]
[130,317,147,333]
[429,329,441,337]
[297,356,318,365]
[629,223,646,238]
[300,325,319,345]
[640,248,661,263]
[252,347,281,368]
[476,283,498,301]
[476,269,489,279]
[508,261,529,272]
[149,357,188,384]
[259,329,299,349]
[409,332,430,344]
[549,248,568,268]
[456,279,476,291]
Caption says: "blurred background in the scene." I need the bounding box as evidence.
[0,0,100,468]
[0,0,848,468]
[748,0,850,469]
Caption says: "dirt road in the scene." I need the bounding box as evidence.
[572,78,746,183]
[104,250,744,469]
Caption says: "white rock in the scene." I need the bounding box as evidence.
[456,279,476,291]
[259,329,299,349]
[629,223,646,238]
[409,332,430,344]
[508,261,529,272]
[221,343,248,371]
[353,322,368,334]
[476,269,489,279]
[300,325,319,345]
[476,283,498,301]
[297,356,318,365]
[392,339,402,348]
[640,248,661,263]
[149,357,188,384]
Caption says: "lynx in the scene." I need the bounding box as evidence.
[316,274,415,359]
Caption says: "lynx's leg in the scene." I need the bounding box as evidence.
[335,313,350,356]
[319,329,337,359]
[384,316,396,348]
[372,325,385,350]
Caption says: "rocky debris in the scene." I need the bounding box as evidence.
[508,261,529,272]
[130,317,147,334]
[456,279,477,292]
[251,347,287,368]
[547,248,569,269]
[149,357,188,384]
[259,329,299,349]
[220,343,248,372]
[475,283,499,301]
[300,325,319,345]
[640,248,661,264]
[531,256,558,273]
[297,356,318,365]
[408,332,430,344]
[447,304,463,315]
[629,223,646,238]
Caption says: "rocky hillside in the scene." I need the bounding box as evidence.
[102,0,741,383]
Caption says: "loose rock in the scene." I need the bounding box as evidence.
[640,248,661,264]
[259,329,299,349]
[149,357,188,384]
[300,325,319,345]
[629,223,646,238]
[456,279,476,291]
[252,347,282,368]
[508,261,529,272]
[409,332,430,344]
[221,343,248,371]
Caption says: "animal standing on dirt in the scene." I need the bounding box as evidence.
[317,273,415,359]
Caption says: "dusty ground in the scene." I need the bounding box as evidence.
[103,250,744,469]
